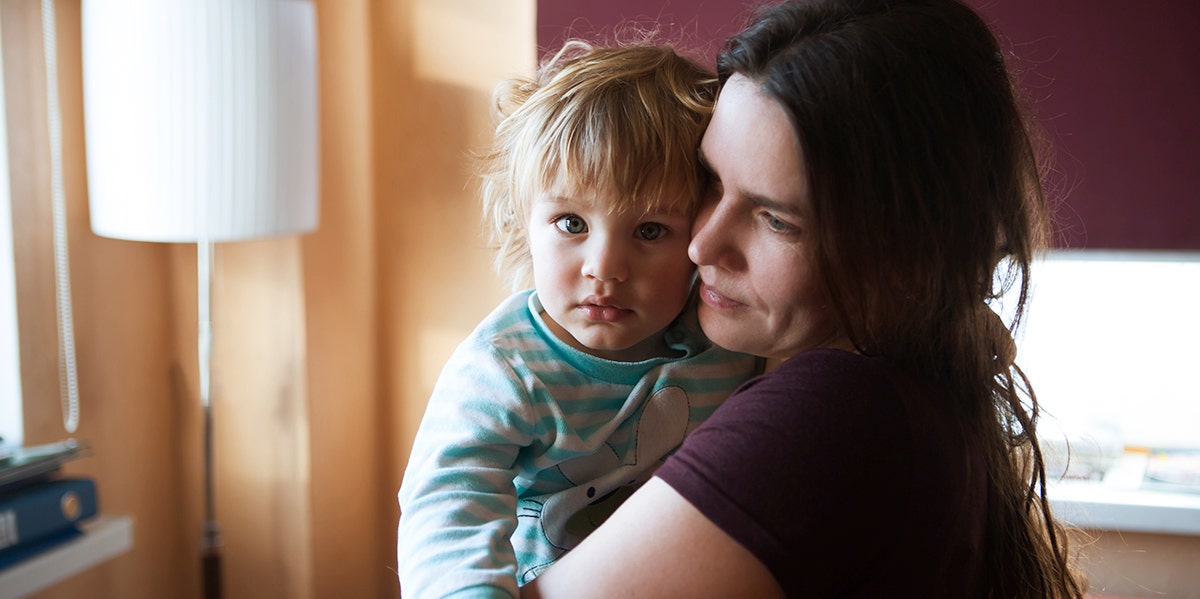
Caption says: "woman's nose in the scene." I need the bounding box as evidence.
[689,197,730,268]
[583,236,630,282]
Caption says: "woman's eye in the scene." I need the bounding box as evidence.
[637,223,666,240]
[763,213,797,234]
[554,215,587,234]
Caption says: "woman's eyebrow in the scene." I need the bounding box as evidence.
[746,193,802,218]
[699,147,804,218]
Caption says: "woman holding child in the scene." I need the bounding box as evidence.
[524,0,1087,596]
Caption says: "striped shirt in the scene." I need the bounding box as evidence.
[397,290,761,599]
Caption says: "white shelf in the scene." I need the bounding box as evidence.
[0,515,133,599]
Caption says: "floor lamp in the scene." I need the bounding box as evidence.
[80,2,319,598]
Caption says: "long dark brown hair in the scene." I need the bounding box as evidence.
[719,0,1084,596]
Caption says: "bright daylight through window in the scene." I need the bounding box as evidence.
[1,19,24,450]
[994,249,1200,488]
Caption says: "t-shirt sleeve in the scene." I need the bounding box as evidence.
[654,351,913,595]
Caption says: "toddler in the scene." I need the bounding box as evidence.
[396,40,761,599]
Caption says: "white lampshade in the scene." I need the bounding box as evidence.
[82,0,319,242]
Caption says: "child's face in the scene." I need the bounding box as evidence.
[528,181,696,362]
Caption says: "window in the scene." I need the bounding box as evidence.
[0,17,23,450]
[996,249,1200,478]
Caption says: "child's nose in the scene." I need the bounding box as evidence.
[582,237,630,282]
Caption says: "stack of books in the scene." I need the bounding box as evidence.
[0,440,97,570]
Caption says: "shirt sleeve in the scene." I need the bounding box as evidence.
[654,350,912,595]
[397,336,539,599]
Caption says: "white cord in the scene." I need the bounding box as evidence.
[41,0,79,434]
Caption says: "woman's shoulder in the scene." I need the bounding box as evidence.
[686,350,899,445]
[750,348,911,401]
[772,347,888,371]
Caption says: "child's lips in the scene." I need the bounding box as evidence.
[579,296,632,321]
[579,305,630,322]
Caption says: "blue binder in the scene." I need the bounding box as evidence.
[0,477,98,568]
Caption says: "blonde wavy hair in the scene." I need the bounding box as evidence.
[478,40,717,290]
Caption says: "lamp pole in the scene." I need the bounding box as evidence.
[81,3,320,596]
[198,239,221,599]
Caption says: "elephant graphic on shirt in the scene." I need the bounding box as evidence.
[516,384,691,582]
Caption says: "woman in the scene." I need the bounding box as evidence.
[523,0,1085,597]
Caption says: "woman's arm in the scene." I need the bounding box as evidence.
[521,478,783,598]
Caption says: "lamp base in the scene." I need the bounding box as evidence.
[202,540,222,599]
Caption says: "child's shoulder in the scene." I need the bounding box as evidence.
[664,301,716,351]
[482,289,535,327]
[463,289,542,351]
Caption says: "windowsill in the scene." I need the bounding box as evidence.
[1049,481,1200,535]
[0,514,133,599]
[1048,452,1200,536]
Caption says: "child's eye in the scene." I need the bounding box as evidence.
[637,223,666,240]
[554,215,587,234]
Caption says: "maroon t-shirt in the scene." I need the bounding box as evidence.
[656,349,986,597]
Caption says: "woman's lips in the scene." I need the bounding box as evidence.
[699,283,743,309]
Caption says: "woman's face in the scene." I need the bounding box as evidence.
[688,74,850,359]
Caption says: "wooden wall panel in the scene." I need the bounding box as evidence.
[6,0,533,597]
[372,0,532,594]
[302,0,381,596]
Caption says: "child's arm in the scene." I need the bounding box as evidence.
[397,341,537,599]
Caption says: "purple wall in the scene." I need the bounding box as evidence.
[537,0,1200,250]
[536,0,749,68]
